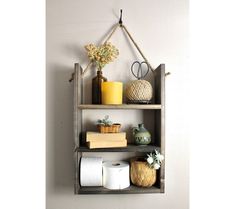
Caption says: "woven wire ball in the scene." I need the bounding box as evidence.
[125,80,153,103]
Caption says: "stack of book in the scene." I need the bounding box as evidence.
[86,132,127,149]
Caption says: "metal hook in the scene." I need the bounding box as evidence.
[119,9,123,25]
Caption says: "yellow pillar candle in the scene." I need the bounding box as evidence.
[101,82,123,104]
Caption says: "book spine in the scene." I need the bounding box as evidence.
[88,140,127,149]
[86,133,126,142]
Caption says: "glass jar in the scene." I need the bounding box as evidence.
[92,70,107,104]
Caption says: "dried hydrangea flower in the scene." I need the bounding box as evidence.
[84,42,119,70]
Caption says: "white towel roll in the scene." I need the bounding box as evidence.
[80,157,103,186]
[103,161,130,190]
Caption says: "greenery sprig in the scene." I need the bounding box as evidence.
[97,115,113,126]
[146,149,164,170]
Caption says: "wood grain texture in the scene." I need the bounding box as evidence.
[160,64,165,193]
[77,104,161,109]
[75,144,160,153]
[154,64,165,193]
[74,63,79,147]
[77,185,161,194]
[74,151,79,194]
[74,63,83,147]
[73,64,83,194]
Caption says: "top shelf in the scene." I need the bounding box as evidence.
[77,104,161,110]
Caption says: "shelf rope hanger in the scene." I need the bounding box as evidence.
[69,10,171,81]
[81,9,156,77]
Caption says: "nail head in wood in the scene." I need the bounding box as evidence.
[165,72,171,77]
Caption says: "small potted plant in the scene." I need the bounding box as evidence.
[130,149,164,187]
[96,115,121,133]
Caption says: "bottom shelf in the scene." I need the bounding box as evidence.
[76,185,162,194]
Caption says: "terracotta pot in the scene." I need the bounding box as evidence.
[130,157,156,187]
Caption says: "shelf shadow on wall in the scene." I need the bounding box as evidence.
[47,64,74,193]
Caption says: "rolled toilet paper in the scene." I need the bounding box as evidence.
[103,161,130,190]
[80,157,103,186]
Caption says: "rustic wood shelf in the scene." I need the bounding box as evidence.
[75,144,160,152]
[77,104,161,110]
[73,63,166,194]
[77,185,161,194]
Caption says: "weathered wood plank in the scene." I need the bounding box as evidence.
[74,63,83,147]
[74,63,83,194]
[160,64,165,193]
[77,104,161,109]
[75,144,160,153]
[74,151,79,194]
[77,185,162,195]
[154,64,165,193]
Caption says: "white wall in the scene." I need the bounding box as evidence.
[46,0,189,209]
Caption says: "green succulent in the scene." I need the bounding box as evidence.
[97,115,113,126]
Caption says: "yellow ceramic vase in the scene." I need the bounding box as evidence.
[101,82,123,104]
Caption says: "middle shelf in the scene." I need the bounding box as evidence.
[77,104,162,110]
[75,144,160,152]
